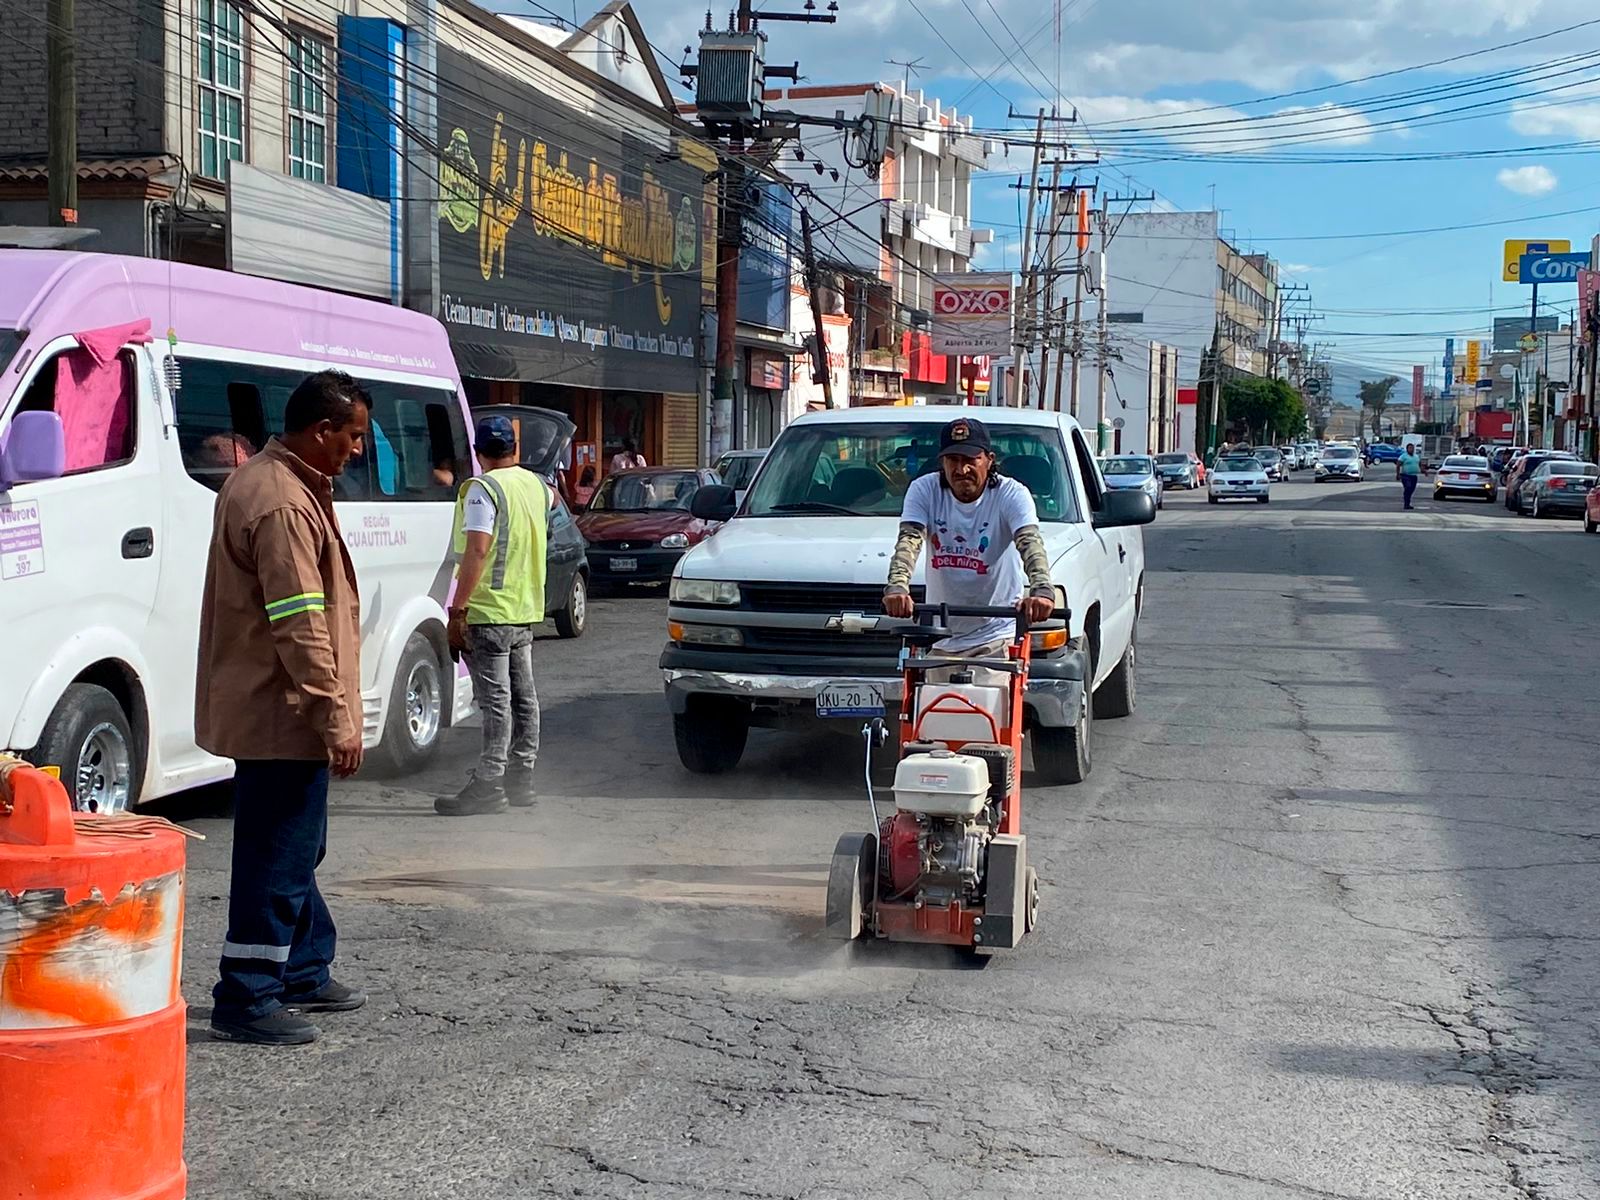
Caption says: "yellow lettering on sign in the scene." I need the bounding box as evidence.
[478,115,527,282]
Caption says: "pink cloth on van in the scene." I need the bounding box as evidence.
[56,319,153,472]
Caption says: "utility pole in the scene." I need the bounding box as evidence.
[47,0,77,227]
[799,203,834,410]
[1068,183,1092,418]
[1096,192,1153,453]
[1094,198,1111,452]
[686,0,836,458]
[1009,111,1046,408]
[1033,160,1063,409]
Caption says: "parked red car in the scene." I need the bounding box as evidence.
[576,467,722,587]
[1587,475,1600,534]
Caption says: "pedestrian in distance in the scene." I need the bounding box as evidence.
[197,370,372,1047]
[1397,440,1422,510]
[610,435,647,473]
[437,415,550,816]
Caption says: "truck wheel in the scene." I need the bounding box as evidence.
[554,570,588,639]
[1094,632,1137,719]
[372,633,444,775]
[674,697,749,774]
[27,683,141,813]
[1031,691,1091,785]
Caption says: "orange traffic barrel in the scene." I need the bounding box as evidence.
[0,758,187,1200]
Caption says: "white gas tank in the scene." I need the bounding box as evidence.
[892,750,991,818]
[914,682,1009,745]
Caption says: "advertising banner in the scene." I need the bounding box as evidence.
[1463,339,1480,387]
[1518,251,1591,285]
[1503,239,1571,282]
[737,182,792,332]
[1581,270,1600,341]
[434,45,705,391]
[1493,315,1557,351]
[1442,338,1455,400]
[1412,365,1424,413]
[930,272,1014,356]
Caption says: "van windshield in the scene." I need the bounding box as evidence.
[0,328,20,372]
[744,421,1080,522]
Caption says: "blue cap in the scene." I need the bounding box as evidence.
[474,414,517,455]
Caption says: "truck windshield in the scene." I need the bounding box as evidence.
[745,421,1080,522]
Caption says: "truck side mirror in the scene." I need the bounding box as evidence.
[0,411,66,488]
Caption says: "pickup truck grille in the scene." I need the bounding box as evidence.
[740,626,903,658]
[741,582,923,613]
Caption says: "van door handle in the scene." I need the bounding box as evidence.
[1118,542,1127,563]
[122,527,154,559]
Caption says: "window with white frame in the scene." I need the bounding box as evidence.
[197,0,245,179]
[288,32,330,183]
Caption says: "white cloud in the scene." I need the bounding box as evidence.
[1509,82,1600,140]
[1280,262,1322,275]
[1496,165,1559,195]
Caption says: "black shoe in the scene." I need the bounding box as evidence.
[435,775,508,816]
[504,772,537,808]
[211,1007,319,1046]
[284,978,367,1013]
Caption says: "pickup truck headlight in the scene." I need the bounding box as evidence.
[660,533,690,549]
[667,622,743,646]
[670,578,741,605]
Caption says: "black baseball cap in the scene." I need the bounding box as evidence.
[937,416,993,458]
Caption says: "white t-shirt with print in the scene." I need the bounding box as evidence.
[902,472,1041,652]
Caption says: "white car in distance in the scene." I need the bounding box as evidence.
[1315,444,1365,482]
[1208,454,1272,504]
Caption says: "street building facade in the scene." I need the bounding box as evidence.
[773,83,995,405]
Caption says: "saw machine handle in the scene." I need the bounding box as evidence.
[909,602,1071,644]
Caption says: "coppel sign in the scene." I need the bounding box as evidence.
[1518,252,1591,284]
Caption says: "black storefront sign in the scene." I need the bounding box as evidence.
[434,45,703,392]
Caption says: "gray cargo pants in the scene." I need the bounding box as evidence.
[465,623,540,782]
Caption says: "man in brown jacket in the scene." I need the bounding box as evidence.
[198,369,371,1046]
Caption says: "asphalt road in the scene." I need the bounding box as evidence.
[166,469,1600,1199]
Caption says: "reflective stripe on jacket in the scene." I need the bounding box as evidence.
[196,439,362,760]
[451,466,549,626]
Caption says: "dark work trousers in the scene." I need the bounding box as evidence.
[1401,473,1419,508]
[213,759,336,1021]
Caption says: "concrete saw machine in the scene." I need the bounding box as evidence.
[825,603,1064,951]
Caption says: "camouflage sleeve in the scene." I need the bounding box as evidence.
[884,522,925,596]
[1013,524,1055,596]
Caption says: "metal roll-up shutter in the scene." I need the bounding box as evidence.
[662,393,702,465]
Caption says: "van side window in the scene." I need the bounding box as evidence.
[1070,429,1105,512]
[174,358,469,498]
[16,348,137,475]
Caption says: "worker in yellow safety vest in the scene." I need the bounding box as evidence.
[437,414,549,815]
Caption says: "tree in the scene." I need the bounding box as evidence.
[1222,376,1307,442]
[1359,376,1400,440]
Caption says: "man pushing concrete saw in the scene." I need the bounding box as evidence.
[882,417,1057,643]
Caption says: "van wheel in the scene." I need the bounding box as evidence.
[1095,632,1137,719]
[372,633,444,775]
[555,570,588,639]
[674,697,749,774]
[27,683,140,813]
[1031,691,1091,785]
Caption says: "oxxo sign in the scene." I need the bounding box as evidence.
[1518,252,1591,285]
[931,271,1014,357]
[935,287,1010,315]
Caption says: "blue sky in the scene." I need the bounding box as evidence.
[537,1,1600,403]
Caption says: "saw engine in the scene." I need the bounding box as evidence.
[879,744,1015,905]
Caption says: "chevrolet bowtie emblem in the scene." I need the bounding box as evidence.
[826,612,881,634]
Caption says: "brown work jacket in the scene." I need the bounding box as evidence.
[196,438,361,761]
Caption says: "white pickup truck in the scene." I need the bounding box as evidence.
[660,407,1155,784]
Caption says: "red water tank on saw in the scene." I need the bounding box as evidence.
[0,759,188,1200]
